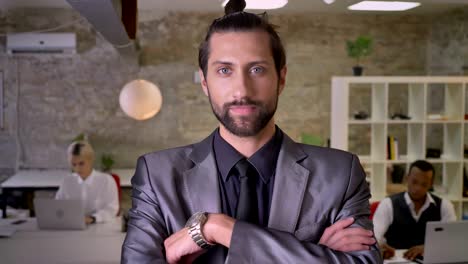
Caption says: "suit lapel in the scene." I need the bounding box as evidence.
[183,132,222,214]
[268,135,310,233]
[182,130,311,231]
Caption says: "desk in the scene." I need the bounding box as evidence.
[0,169,134,188]
[0,217,125,263]
[383,250,418,264]
[1,169,135,218]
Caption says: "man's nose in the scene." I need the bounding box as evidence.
[233,71,253,99]
[413,186,423,193]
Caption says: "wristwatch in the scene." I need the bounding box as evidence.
[185,212,214,249]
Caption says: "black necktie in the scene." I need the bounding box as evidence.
[235,159,258,224]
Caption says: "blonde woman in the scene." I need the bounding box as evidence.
[56,141,118,224]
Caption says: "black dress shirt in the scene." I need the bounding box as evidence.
[213,126,283,227]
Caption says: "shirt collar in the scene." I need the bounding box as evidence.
[213,126,283,183]
[404,191,435,207]
[73,169,96,184]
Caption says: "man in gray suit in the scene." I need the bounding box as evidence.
[122,2,380,263]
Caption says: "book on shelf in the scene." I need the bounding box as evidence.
[387,136,399,160]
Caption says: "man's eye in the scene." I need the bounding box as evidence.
[251,66,264,74]
[218,68,231,74]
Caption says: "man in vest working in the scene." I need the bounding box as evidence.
[373,160,456,260]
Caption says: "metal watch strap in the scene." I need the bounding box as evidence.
[185,212,214,249]
[187,224,212,249]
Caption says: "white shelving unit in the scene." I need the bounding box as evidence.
[331,76,468,220]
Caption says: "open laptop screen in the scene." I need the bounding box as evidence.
[33,198,86,230]
[422,221,468,264]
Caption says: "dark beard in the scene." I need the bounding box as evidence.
[207,88,278,137]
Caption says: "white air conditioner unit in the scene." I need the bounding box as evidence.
[6,33,76,54]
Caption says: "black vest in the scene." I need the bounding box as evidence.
[385,192,441,249]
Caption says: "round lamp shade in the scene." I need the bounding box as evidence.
[119,79,163,120]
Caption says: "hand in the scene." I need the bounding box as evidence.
[203,213,235,247]
[404,245,424,260]
[319,217,376,252]
[85,216,94,225]
[164,227,205,264]
[381,243,396,260]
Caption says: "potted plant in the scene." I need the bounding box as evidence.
[346,36,373,76]
[101,153,115,173]
[71,133,87,142]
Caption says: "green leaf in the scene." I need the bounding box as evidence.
[101,153,115,172]
[71,133,86,143]
[346,35,373,63]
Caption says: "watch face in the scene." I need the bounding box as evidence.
[185,212,207,228]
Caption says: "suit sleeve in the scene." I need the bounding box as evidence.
[121,156,168,264]
[226,154,382,263]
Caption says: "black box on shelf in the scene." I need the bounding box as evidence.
[426,148,441,159]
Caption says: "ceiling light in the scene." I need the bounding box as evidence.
[222,0,288,10]
[323,0,336,4]
[348,1,420,11]
[119,79,163,121]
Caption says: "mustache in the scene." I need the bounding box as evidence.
[224,98,260,108]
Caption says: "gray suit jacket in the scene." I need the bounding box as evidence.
[122,130,382,263]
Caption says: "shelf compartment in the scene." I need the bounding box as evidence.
[426,83,464,121]
[370,163,387,201]
[409,83,425,121]
[348,124,371,157]
[426,83,445,119]
[408,124,424,161]
[349,83,372,121]
[441,162,463,199]
[445,83,464,120]
[372,83,387,122]
[443,123,463,160]
[388,124,407,161]
[426,124,443,159]
[371,124,386,160]
[388,83,409,121]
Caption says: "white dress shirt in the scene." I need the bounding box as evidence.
[55,169,119,223]
[373,192,456,245]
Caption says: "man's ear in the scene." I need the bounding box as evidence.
[278,66,287,95]
[199,69,209,97]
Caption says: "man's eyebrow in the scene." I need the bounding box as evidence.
[210,60,271,66]
[211,60,234,66]
[246,60,270,66]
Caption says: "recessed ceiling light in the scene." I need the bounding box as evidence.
[222,0,288,10]
[348,1,420,11]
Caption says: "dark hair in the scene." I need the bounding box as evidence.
[71,143,84,156]
[198,7,286,78]
[409,160,435,177]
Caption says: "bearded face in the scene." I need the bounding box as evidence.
[200,31,286,138]
[207,87,279,137]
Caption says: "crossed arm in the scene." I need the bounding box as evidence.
[164,214,376,263]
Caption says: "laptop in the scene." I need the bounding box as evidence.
[0,226,16,237]
[33,198,86,230]
[417,221,468,264]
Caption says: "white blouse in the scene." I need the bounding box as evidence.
[55,169,119,223]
